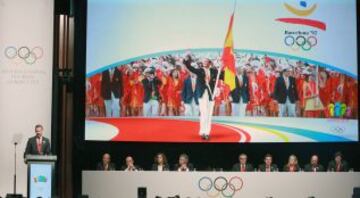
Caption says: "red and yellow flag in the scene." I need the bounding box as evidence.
[222,13,236,91]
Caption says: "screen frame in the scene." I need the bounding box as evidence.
[72,2,360,197]
[78,0,360,144]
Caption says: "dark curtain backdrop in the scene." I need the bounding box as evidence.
[76,142,360,172]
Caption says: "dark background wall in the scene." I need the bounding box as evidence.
[77,142,360,171]
[70,0,360,197]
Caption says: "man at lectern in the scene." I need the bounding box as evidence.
[24,124,51,157]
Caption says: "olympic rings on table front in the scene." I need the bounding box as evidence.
[214,176,228,191]
[198,176,212,192]
[198,176,244,197]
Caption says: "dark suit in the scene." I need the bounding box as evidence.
[327,160,349,172]
[231,75,249,103]
[151,164,170,171]
[258,164,278,172]
[24,136,51,157]
[183,58,222,101]
[173,163,194,171]
[273,75,298,104]
[96,162,116,171]
[100,68,123,100]
[142,77,161,103]
[182,77,201,105]
[232,163,254,172]
[282,164,301,172]
[303,164,325,172]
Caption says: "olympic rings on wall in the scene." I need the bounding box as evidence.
[4,46,44,65]
[4,46,17,59]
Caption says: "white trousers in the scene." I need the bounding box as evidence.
[198,91,214,136]
[279,98,296,117]
[232,101,247,117]
[184,100,199,116]
[104,98,120,117]
[143,99,159,116]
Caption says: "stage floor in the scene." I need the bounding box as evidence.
[85,117,358,143]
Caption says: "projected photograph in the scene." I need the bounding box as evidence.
[85,0,358,143]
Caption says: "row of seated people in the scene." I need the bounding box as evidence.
[96,151,351,172]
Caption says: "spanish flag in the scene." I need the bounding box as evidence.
[222,13,236,91]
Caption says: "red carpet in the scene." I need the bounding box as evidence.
[89,118,251,143]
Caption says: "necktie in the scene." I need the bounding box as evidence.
[191,78,196,92]
[110,69,114,80]
[205,69,210,84]
[336,164,341,172]
[285,77,289,89]
[151,80,155,98]
[238,75,243,86]
[241,164,245,172]
[290,165,294,172]
[37,138,42,154]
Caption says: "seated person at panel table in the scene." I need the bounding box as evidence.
[173,153,194,172]
[327,151,349,172]
[232,153,254,172]
[121,155,141,171]
[303,154,325,172]
[151,152,170,171]
[258,154,278,172]
[96,153,116,171]
[283,154,301,172]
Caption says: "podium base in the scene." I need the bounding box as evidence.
[5,194,23,198]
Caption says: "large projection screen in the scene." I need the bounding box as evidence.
[85,0,358,143]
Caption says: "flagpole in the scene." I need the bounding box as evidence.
[211,0,237,101]
[232,0,237,13]
[211,59,223,101]
[316,65,319,95]
[315,65,319,107]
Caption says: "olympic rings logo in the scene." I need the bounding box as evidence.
[4,46,44,65]
[198,176,244,198]
[284,35,317,51]
[330,126,344,134]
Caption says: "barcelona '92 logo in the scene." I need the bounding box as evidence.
[276,1,327,52]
